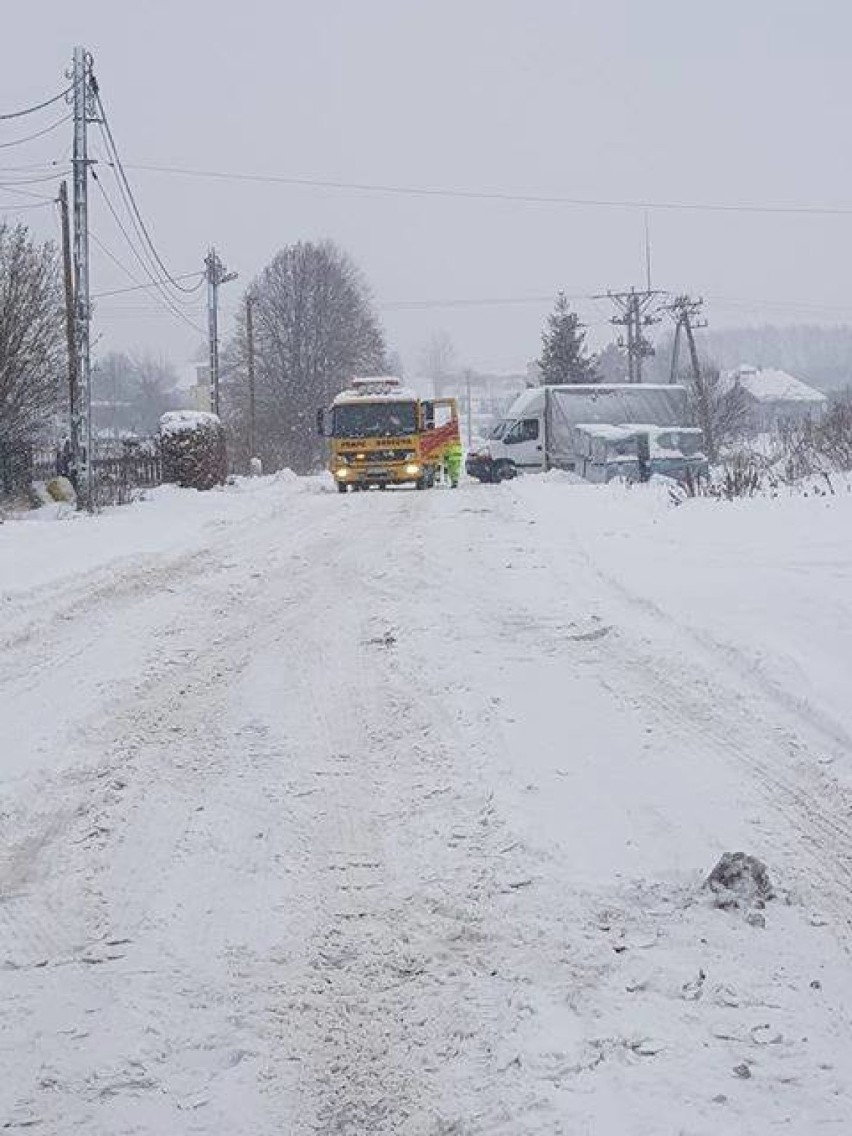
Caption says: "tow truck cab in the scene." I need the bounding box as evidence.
[317,377,460,492]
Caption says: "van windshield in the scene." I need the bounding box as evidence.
[333,401,418,439]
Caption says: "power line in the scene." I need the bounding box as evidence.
[0,198,56,213]
[90,172,205,335]
[0,170,71,188]
[0,86,73,121]
[90,162,201,312]
[93,85,201,296]
[0,161,66,173]
[91,271,204,300]
[93,140,196,309]
[91,224,205,336]
[382,294,560,311]
[378,289,852,322]
[122,160,852,219]
[0,112,73,150]
[0,184,58,202]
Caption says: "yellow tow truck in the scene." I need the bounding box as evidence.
[317,377,461,493]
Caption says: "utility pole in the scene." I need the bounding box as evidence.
[464,368,473,449]
[245,293,256,462]
[644,212,653,293]
[71,46,95,508]
[601,287,665,383]
[664,294,706,385]
[58,181,78,458]
[205,247,237,415]
[664,293,714,458]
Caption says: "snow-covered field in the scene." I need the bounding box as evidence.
[1,473,851,1134]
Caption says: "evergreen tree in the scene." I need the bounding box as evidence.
[538,293,598,384]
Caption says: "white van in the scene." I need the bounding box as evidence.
[465,384,698,482]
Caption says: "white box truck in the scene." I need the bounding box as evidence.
[465,383,705,483]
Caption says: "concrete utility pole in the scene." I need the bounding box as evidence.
[205,248,237,415]
[602,288,665,383]
[71,46,95,507]
[464,368,473,449]
[665,293,713,457]
[665,294,706,385]
[245,293,256,462]
[58,181,78,447]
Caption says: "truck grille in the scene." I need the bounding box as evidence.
[340,448,411,464]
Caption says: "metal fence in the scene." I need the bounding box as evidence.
[92,447,162,507]
[1,438,163,507]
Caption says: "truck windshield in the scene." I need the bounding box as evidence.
[333,401,418,438]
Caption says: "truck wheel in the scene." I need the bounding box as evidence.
[493,461,517,482]
[337,482,347,494]
[415,476,426,490]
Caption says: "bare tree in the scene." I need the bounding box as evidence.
[0,222,64,455]
[686,364,751,461]
[777,388,852,478]
[419,330,457,397]
[93,351,180,438]
[223,241,386,473]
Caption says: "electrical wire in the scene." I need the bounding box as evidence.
[0,198,56,213]
[0,113,73,150]
[121,161,852,219]
[91,272,205,300]
[93,86,202,295]
[0,170,70,188]
[90,142,203,311]
[0,160,66,173]
[376,289,851,322]
[382,294,565,311]
[0,184,58,202]
[0,86,72,121]
[90,173,205,336]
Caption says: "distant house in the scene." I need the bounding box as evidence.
[729,364,828,432]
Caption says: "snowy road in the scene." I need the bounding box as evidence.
[2,475,852,1134]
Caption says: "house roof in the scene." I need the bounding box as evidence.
[733,365,827,404]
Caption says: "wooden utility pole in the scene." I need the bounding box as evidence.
[246,293,256,462]
[58,181,78,461]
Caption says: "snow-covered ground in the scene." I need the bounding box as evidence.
[1,473,851,1134]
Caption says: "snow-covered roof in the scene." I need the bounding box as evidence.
[549,384,685,393]
[732,365,826,405]
[575,423,703,440]
[160,410,221,435]
[333,379,419,405]
[574,423,644,442]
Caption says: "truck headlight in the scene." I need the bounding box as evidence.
[335,467,349,480]
[404,462,421,476]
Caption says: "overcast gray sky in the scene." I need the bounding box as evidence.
[3,0,852,376]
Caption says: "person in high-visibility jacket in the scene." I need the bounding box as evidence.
[444,439,462,488]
